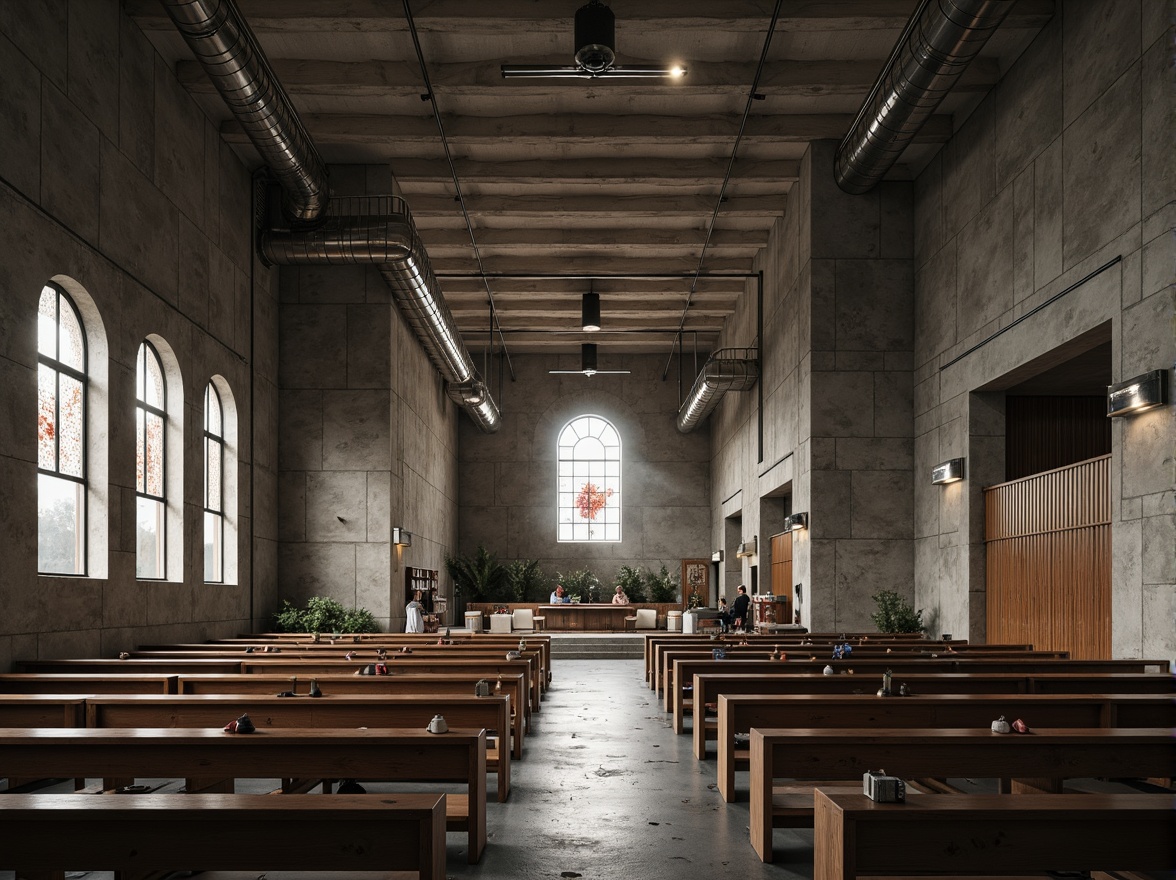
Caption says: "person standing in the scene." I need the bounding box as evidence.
[730,585,751,632]
[405,590,426,633]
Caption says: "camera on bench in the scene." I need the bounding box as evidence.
[863,770,905,803]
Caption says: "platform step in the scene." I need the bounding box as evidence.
[548,634,643,660]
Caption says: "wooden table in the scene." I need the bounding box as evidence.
[538,603,633,631]
[750,726,1176,861]
[0,726,486,863]
[813,791,1175,880]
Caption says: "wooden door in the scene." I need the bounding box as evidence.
[769,531,792,621]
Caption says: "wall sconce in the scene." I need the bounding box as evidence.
[392,528,412,547]
[711,549,724,563]
[785,512,808,532]
[1107,369,1168,417]
[736,536,757,558]
[581,291,601,332]
[931,458,966,485]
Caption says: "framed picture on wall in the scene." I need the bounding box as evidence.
[681,559,710,610]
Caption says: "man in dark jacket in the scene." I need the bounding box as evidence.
[730,585,751,632]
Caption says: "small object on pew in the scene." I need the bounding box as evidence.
[245,646,254,653]
[1012,718,1031,734]
[899,682,909,696]
[374,662,388,675]
[311,632,320,643]
[400,646,412,654]
[770,645,781,661]
[495,676,503,693]
[308,679,322,697]
[518,637,527,652]
[344,651,356,660]
[885,647,892,653]
[506,650,522,660]
[359,664,376,675]
[235,713,255,733]
[991,715,1011,734]
[426,714,449,734]
[118,652,129,660]
[336,778,366,793]
[877,668,893,697]
[863,770,905,803]
[474,679,491,697]
[823,664,834,675]
[116,783,152,794]
[445,627,452,639]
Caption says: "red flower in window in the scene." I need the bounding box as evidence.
[575,482,613,521]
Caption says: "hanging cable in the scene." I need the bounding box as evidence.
[661,0,784,380]
[403,0,515,381]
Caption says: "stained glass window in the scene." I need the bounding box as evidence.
[37,284,87,574]
[136,341,167,579]
[204,382,224,583]
[557,415,621,542]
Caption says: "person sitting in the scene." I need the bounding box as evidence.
[405,590,425,633]
[730,585,750,632]
[549,585,569,604]
[612,585,630,605]
[716,596,731,633]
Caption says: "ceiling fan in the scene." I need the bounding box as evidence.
[501,1,687,80]
[549,343,631,377]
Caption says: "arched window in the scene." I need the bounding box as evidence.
[204,382,224,582]
[557,415,621,542]
[136,341,167,579]
[37,284,87,574]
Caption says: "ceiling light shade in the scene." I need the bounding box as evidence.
[1107,369,1168,417]
[574,0,615,73]
[786,512,808,532]
[392,528,412,547]
[736,536,757,558]
[581,342,598,376]
[582,292,601,332]
[931,458,966,485]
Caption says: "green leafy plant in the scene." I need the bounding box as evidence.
[870,590,925,633]
[645,564,679,604]
[272,596,379,634]
[556,568,602,603]
[445,545,509,603]
[614,564,647,603]
[506,558,550,603]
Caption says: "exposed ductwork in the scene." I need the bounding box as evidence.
[834,0,1017,194]
[162,0,500,432]
[676,348,759,433]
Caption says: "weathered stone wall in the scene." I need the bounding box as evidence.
[456,354,710,592]
[276,167,460,634]
[0,0,276,665]
[912,1,1174,656]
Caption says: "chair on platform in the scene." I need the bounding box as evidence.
[625,608,657,630]
[489,613,513,634]
[512,608,538,632]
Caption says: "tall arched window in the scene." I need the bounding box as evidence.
[37,284,87,574]
[558,414,621,542]
[204,382,224,583]
[136,341,167,579]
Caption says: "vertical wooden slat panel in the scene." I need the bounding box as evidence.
[984,455,1110,659]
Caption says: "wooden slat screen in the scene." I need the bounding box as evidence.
[984,455,1111,659]
[1005,396,1110,481]
[769,531,793,622]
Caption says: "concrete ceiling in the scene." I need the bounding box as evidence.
[129,0,1054,361]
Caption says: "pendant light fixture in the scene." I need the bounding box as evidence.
[582,291,601,332]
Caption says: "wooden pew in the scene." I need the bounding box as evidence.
[84,692,513,803]
[689,670,1176,757]
[812,790,1175,879]
[176,672,528,758]
[717,692,1176,802]
[0,696,86,791]
[0,726,486,863]
[0,791,446,880]
[750,727,1176,861]
[0,674,176,694]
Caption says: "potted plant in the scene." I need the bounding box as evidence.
[870,590,925,633]
[445,545,509,604]
[557,568,601,604]
[614,564,647,603]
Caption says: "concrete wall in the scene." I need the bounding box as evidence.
[457,353,710,590]
[912,0,1174,657]
[276,166,460,633]
[0,0,277,666]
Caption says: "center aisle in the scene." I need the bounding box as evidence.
[445,657,811,880]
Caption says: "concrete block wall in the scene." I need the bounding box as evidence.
[457,353,711,590]
[912,0,1174,657]
[0,0,276,667]
[276,165,460,633]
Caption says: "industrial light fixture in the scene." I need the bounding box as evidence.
[736,536,757,558]
[711,550,724,563]
[785,512,808,532]
[548,342,630,377]
[392,528,413,547]
[1107,369,1168,417]
[581,292,601,332]
[501,0,688,80]
[931,458,966,485]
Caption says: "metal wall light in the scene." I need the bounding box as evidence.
[736,536,757,558]
[711,549,724,563]
[1107,369,1168,417]
[581,291,601,332]
[785,512,808,532]
[931,458,966,485]
[392,528,413,547]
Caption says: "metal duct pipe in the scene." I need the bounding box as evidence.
[262,196,501,432]
[161,0,328,222]
[834,0,1016,194]
[676,348,759,433]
